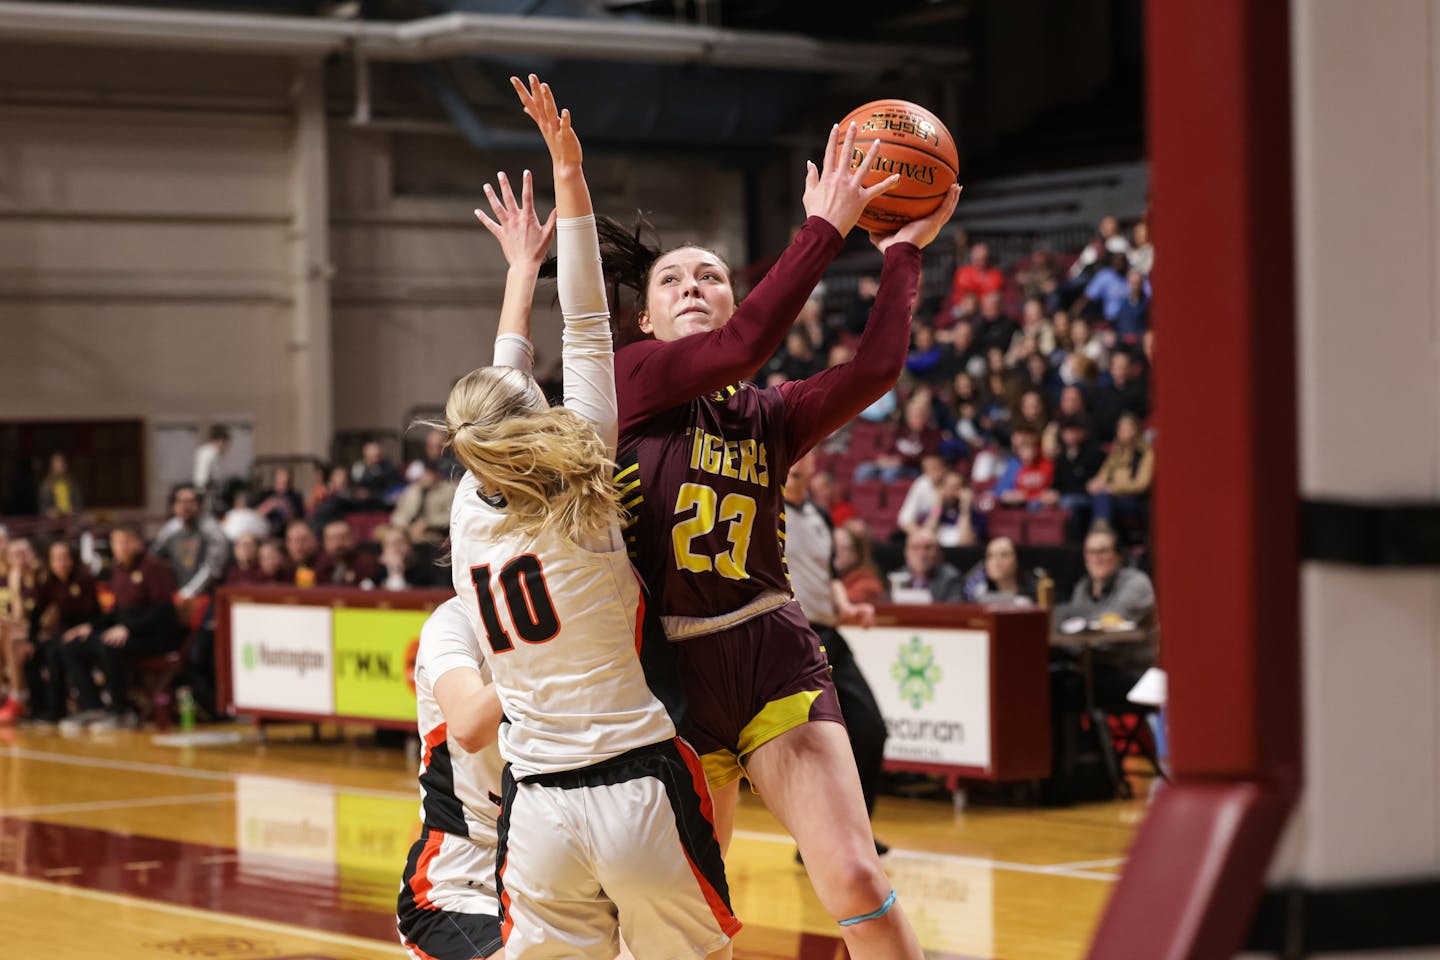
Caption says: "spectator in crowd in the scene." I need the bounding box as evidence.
[949,371,989,448]
[193,425,231,515]
[60,525,181,731]
[1016,297,1058,357]
[842,275,879,338]
[1112,269,1152,344]
[1057,526,1158,707]
[981,369,1021,445]
[890,528,966,604]
[807,468,856,528]
[895,454,947,538]
[1128,221,1154,276]
[904,323,954,386]
[221,489,270,543]
[256,539,291,585]
[764,326,824,384]
[378,526,434,590]
[350,441,402,506]
[1089,413,1154,536]
[996,429,1055,508]
[0,536,39,723]
[223,534,267,586]
[1016,247,1061,301]
[1056,384,1090,431]
[315,519,378,587]
[1042,416,1105,540]
[976,291,1019,354]
[38,453,82,519]
[833,525,885,606]
[284,519,321,585]
[793,297,829,355]
[855,390,945,482]
[783,454,890,854]
[943,318,983,378]
[1081,248,1134,323]
[405,429,460,484]
[1012,387,1051,436]
[950,242,1004,303]
[389,460,457,546]
[311,465,356,531]
[24,539,98,724]
[963,536,1037,605]
[1091,351,1149,443]
[1049,309,1073,357]
[1057,318,1105,390]
[1067,217,1127,287]
[255,466,306,538]
[922,470,978,548]
[154,484,230,603]
[1024,352,1059,404]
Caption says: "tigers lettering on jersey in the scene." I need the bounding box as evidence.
[687,430,770,488]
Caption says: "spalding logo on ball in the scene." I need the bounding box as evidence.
[840,99,959,233]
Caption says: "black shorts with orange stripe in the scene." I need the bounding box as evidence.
[397,825,503,960]
[495,738,739,960]
[676,600,846,789]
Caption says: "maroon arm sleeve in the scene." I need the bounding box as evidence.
[616,216,845,435]
[779,242,922,460]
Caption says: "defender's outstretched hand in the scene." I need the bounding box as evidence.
[475,169,557,270]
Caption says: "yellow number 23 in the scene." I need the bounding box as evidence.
[671,482,757,580]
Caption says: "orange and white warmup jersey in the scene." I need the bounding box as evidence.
[412,595,504,842]
[450,471,679,779]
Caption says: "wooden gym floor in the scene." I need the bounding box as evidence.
[0,723,1146,959]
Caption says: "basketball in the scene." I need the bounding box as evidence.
[838,99,959,233]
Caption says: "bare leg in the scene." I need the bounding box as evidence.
[711,777,741,857]
[745,721,922,960]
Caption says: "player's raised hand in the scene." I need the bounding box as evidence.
[512,74,582,173]
[475,169,557,270]
[868,183,963,254]
[803,121,901,238]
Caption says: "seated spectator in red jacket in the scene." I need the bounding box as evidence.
[833,525,885,606]
[951,242,1004,304]
[855,391,946,483]
[25,540,98,723]
[995,429,1055,507]
[315,520,379,588]
[60,526,181,730]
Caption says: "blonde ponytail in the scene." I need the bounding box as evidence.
[442,366,622,544]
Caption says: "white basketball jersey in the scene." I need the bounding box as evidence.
[414,596,504,842]
[450,472,677,779]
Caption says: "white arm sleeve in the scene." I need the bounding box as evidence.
[556,214,617,456]
[492,333,534,375]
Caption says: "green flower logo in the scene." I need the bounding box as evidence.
[242,643,257,671]
[892,636,942,710]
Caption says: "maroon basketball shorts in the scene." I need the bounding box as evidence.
[675,600,846,789]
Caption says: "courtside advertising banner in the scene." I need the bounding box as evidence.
[840,626,992,770]
[230,603,335,714]
[331,607,429,721]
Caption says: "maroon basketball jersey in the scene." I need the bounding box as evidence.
[617,382,792,620]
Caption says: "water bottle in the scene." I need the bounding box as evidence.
[177,686,196,733]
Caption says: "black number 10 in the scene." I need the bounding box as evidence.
[468,554,561,654]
